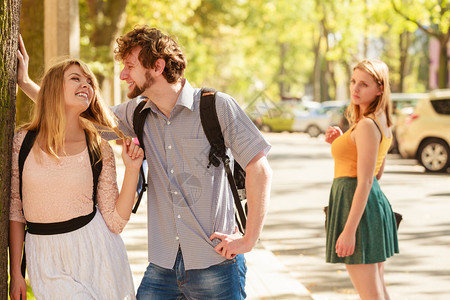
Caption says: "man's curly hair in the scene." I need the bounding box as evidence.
[114,26,187,83]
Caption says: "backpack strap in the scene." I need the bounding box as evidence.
[199,88,247,233]
[132,98,151,213]
[133,99,150,153]
[86,131,102,207]
[199,88,225,167]
[18,130,37,277]
[19,130,37,201]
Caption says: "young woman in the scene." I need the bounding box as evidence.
[325,59,399,300]
[9,57,143,299]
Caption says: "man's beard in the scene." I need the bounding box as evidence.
[128,71,154,99]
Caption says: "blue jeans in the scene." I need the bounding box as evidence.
[136,248,247,300]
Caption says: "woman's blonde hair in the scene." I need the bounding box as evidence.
[345,59,392,127]
[23,58,125,161]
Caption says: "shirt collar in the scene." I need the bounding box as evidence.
[139,79,195,113]
[175,79,195,111]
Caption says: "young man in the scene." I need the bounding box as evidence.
[17,27,272,299]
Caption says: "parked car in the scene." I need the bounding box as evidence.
[396,89,450,172]
[321,100,349,130]
[390,93,428,153]
[259,104,331,137]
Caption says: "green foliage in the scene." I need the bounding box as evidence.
[80,0,447,104]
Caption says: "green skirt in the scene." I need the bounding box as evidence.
[326,177,399,264]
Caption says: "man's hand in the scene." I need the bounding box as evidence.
[210,226,253,259]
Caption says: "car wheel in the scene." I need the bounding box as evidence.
[306,125,321,138]
[260,124,272,133]
[418,139,450,172]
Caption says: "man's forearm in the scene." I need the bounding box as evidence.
[243,153,272,247]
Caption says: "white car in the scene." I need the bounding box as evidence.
[259,103,331,137]
[291,107,331,137]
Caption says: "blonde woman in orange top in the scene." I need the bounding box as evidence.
[325,59,399,300]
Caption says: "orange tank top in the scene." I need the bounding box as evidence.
[331,117,392,178]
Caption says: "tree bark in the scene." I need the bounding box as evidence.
[0,0,22,297]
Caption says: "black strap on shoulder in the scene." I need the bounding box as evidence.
[133,99,150,153]
[132,98,151,213]
[18,130,37,278]
[200,88,247,233]
[19,130,37,201]
[199,88,225,168]
[366,117,382,142]
[86,132,102,207]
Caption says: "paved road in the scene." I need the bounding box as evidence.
[261,132,450,300]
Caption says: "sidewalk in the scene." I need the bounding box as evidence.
[120,199,313,300]
[114,146,313,299]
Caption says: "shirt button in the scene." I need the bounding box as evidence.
[174,191,178,195]
[170,169,174,174]
[168,145,172,149]
[176,236,179,240]
[177,215,181,219]
[167,121,171,125]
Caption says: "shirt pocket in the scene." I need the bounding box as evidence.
[182,138,212,174]
[180,139,213,207]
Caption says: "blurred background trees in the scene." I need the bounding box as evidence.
[2,0,449,294]
[15,0,450,124]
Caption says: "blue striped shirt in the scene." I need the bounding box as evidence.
[111,80,271,270]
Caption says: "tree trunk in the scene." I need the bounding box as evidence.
[87,0,128,48]
[398,32,411,93]
[320,58,328,102]
[312,31,322,102]
[327,62,337,101]
[398,31,412,92]
[86,0,128,86]
[437,36,449,88]
[279,42,288,99]
[0,0,22,297]
[16,0,44,127]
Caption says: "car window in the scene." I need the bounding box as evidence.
[430,99,450,115]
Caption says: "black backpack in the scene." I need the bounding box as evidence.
[18,129,102,276]
[131,88,248,234]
